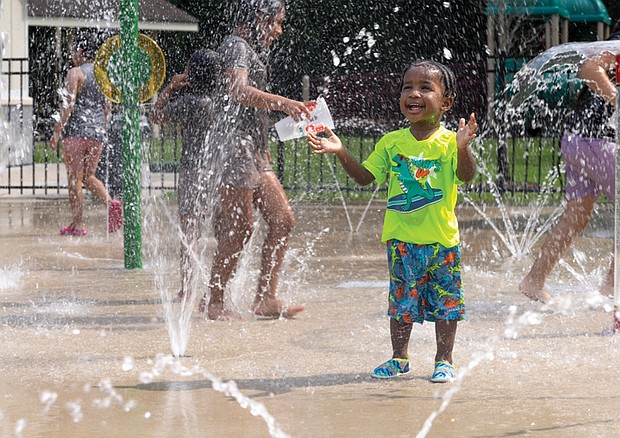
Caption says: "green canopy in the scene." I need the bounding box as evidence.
[486,0,610,23]
[486,0,570,17]
[565,0,611,24]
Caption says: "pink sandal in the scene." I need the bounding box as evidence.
[60,224,88,236]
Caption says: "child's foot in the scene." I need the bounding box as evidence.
[518,274,551,302]
[199,299,240,321]
[60,224,88,236]
[430,361,456,383]
[252,298,306,319]
[371,358,410,379]
[108,200,123,233]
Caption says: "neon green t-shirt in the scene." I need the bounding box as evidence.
[362,126,464,247]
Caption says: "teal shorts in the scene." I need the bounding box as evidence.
[387,239,465,324]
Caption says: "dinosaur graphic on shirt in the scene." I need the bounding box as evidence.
[387,153,443,213]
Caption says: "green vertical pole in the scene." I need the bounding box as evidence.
[120,0,142,269]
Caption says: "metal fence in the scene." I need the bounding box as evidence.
[1,57,564,198]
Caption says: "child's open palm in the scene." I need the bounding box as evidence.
[307,126,342,155]
[456,113,477,149]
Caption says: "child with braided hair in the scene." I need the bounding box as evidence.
[308,60,477,382]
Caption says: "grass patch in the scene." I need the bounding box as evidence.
[34,142,63,164]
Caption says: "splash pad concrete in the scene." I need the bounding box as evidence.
[1,198,619,437]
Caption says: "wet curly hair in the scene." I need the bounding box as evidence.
[402,60,457,99]
[234,0,285,27]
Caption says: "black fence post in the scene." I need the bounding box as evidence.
[496,50,510,194]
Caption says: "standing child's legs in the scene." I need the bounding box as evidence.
[372,317,412,379]
[600,259,614,298]
[519,195,596,302]
[200,184,254,319]
[81,138,122,233]
[62,138,117,235]
[373,241,464,381]
[429,320,459,383]
[66,165,85,229]
[252,171,305,318]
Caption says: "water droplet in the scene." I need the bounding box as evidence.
[122,356,134,371]
[15,418,27,433]
[40,390,58,406]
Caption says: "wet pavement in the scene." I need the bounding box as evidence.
[1,197,619,437]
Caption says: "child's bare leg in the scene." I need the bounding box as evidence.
[204,241,245,319]
[83,140,112,204]
[435,319,457,364]
[520,196,596,302]
[83,174,111,204]
[390,317,413,359]
[63,143,85,228]
[252,172,305,318]
[67,171,85,227]
[201,186,253,320]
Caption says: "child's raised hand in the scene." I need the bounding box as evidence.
[307,126,342,155]
[456,113,477,149]
[280,99,313,122]
[169,72,190,92]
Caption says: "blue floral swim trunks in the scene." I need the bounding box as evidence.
[387,239,465,324]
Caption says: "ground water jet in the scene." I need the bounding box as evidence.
[137,355,291,438]
[144,197,207,358]
[463,134,564,258]
[143,188,330,358]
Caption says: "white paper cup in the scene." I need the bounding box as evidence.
[275,97,335,141]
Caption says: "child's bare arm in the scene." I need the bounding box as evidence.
[226,68,312,121]
[307,126,375,186]
[455,113,477,183]
[579,51,617,106]
[150,72,190,124]
[50,67,83,151]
